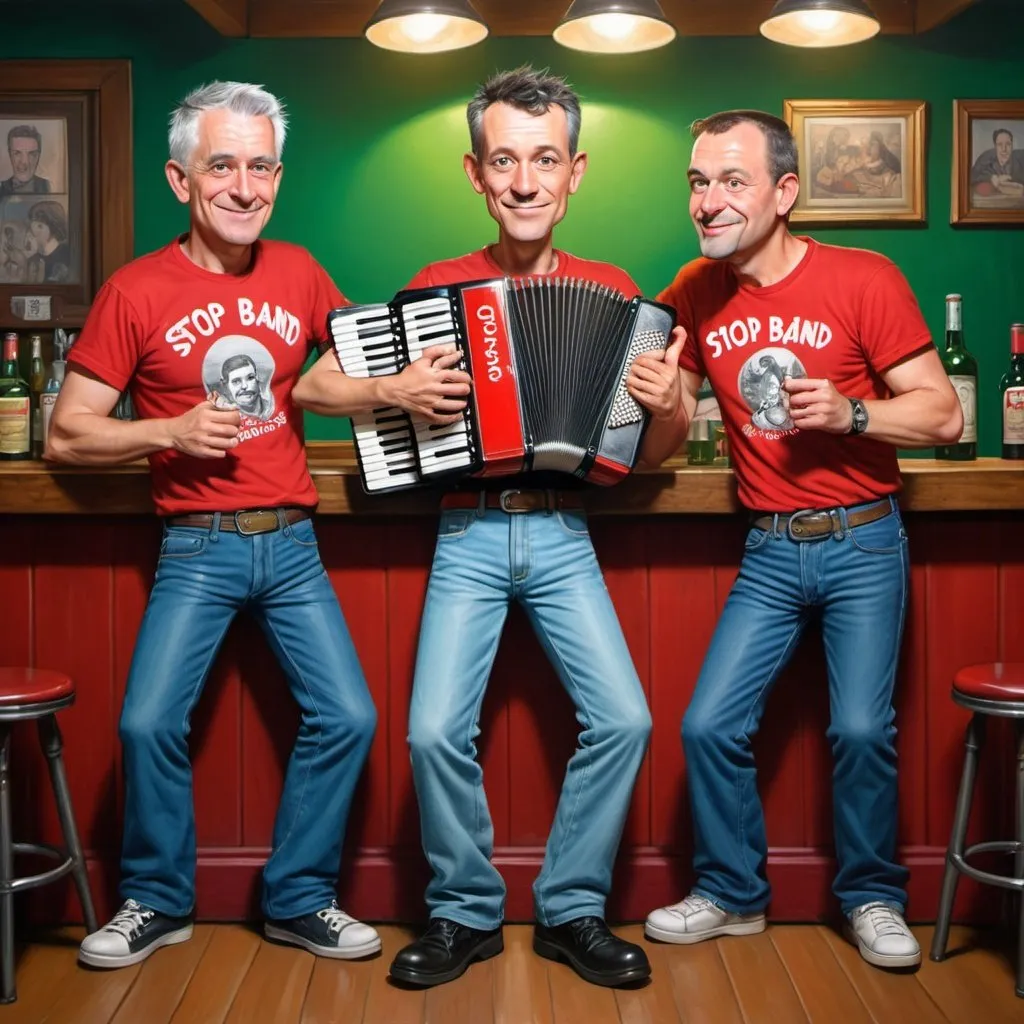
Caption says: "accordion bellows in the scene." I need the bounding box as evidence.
[328,277,676,494]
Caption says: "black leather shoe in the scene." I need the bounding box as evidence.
[389,918,503,986]
[534,916,651,987]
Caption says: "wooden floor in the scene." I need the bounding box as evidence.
[0,923,1019,1023]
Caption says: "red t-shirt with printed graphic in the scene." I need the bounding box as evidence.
[658,237,933,513]
[69,238,343,516]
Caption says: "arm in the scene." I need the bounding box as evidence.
[784,346,962,448]
[45,367,242,465]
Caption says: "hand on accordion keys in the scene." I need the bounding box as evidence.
[377,344,472,425]
[625,327,687,422]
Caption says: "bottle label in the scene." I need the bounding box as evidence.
[949,375,977,443]
[1004,387,1024,444]
[0,396,31,454]
[41,392,58,445]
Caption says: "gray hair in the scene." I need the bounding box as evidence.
[467,66,582,159]
[168,81,287,167]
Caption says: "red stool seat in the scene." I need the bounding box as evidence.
[0,669,73,708]
[953,662,1024,703]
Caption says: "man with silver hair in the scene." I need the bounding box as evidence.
[49,81,381,969]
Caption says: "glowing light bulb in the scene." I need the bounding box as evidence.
[797,9,842,33]
[589,12,638,40]
[401,12,450,43]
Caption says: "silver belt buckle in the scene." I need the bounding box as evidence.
[786,508,831,541]
[499,489,524,513]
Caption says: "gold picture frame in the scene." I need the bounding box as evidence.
[783,99,926,224]
[952,99,1024,225]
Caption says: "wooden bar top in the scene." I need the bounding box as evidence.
[2,443,1023,514]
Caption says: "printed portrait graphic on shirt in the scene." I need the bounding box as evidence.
[738,348,807,437]
[202,335,277,425]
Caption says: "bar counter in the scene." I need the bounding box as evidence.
[2,446,1022,928]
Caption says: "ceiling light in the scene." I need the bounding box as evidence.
[553,0,677,54]
[364,0,488,53]
[760,0,880,47]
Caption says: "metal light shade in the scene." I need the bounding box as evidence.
[760,0,880,47]
[553,0,677,54]
[364,0,488,53]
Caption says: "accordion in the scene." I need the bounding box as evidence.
[328,277,676,494]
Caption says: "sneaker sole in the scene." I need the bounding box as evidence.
[532,936,651,987]
[388,932,504,986]
[644,916,766,945]
[78,924,193,969]
[263,923,382,960]
[844,924,921,969]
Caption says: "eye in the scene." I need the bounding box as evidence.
[727,178,744,189]
[689,179,708,193]
[492,156,513,169]
[537,156,557,168]
[251,163,271,174]
[211,162,230,173]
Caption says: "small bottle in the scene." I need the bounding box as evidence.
[936,294,978,462]
[0,332,32,460]
[1000,323,1024,460]
[29,335,45,458]
[41,359,65,452]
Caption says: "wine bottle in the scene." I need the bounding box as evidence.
[0,332,32,460]
[936,294,978,461]
[1000,323,1024,460]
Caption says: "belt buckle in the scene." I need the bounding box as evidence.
[499,489,525,513]
[786,508,832,541]
[233,509,280,535]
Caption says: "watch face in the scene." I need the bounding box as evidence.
[852,401,868,432]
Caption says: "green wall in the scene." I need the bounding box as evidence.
[3,2,1022,452]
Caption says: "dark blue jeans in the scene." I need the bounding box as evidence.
[683,497,910,916]
[118,516,376,920]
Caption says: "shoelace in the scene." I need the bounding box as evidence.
[104,899,154,940]
[566,917,611,950]
[671,894,715,918]
[316,902,357,936]
[856,902,908,937]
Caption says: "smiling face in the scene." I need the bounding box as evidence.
[462,101,587,247]
[9,136,41,183]
[687,121,797,263]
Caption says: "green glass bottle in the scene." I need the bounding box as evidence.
[1000,323,1024,460]
[0,332,32,460]
[936,294,978,462]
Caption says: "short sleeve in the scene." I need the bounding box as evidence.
[67,280,145,391]
[405,265,435,290]
[657,274,705,379]
[858,263,934,373]
[308,254,346,349]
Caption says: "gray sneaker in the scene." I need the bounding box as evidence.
[846,902,921,968]
[645,893,766,945]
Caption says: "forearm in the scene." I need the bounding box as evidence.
[292,370,389,417]
[45,412,173,465]
[859,388,962,448]
[639,404,691,468]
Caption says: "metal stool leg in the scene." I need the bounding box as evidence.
[1016,720,1024,999]
[931,713,986,963]
[37,716,98,935]
[0,727,14,1003]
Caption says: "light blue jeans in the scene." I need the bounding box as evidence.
[684,496,910,916]
[118,515,376,920]
[409,504,651,930]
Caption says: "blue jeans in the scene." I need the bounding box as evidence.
[409,505,651,930]
[118,515,376,920]
[684,497,910,916]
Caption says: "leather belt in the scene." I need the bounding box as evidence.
[165,508,311,535]
[751,498,893,540]
[441,489,585,514]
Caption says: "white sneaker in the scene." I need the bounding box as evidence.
[645,893,766,945]
[78,898,193,968]
[264,900,382,959]
[846,902,921,968]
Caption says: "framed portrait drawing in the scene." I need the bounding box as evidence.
[952,99,1024,224]
[0,60,131,327]
[783,99,926,224]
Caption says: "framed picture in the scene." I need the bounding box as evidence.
[783,99,926,224]
[0,60,131,327]
[952,99,1024,224]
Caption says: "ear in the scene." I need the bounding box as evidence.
[165,160,190,205]
[568,150,588,195]
[463,152,485,195]
[776,172,800,217]
[272,161,283,200]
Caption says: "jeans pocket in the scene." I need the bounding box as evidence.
[555,510,589,537]
[159,526,207,559]
[437,510,476,540]
[285,517,320,548]
[744,526,771,551]
[848,514,906,555]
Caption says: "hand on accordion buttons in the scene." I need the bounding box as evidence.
[380,343,473,425]
[626,327,687,421]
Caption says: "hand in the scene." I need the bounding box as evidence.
[625,327,687,421]
[168,399,242,458]
[379,344,472,425]
[784,377,853,433]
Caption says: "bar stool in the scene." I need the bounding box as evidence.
[0,668,98,1003]
[930,662,1024,998]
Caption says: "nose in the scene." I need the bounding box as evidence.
[511,160,538,200]
[230,166,256,203]
[697,181,727,219]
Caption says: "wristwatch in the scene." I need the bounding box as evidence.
[848,398,869,435]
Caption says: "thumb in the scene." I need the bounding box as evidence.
[665,329,686,368]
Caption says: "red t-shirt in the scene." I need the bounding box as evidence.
[658,238,933,512]
[70,238,343,516]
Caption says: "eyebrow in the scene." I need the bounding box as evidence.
[205,153,279,165]
[688,166,750,179]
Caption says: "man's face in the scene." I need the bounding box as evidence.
[463,102,587,246]
[687,122,795,262]
[996,132,1013,165]
[226,362,259,411]
[175,108,282,249]
[9,136,40,183]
